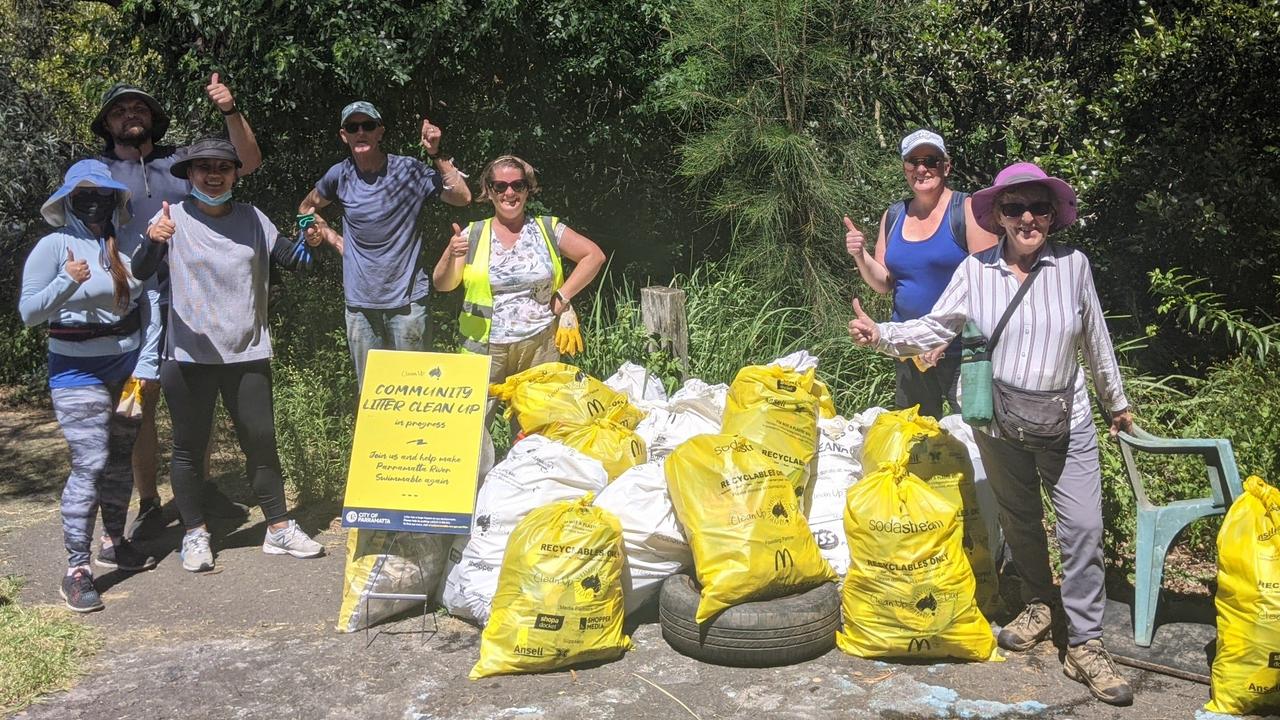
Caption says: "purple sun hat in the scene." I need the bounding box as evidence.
[971,162,1078,234]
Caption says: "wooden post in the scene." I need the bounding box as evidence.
[641,286,689,379]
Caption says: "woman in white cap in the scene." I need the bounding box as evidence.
[20,159,159,612]
[133,137,325,574]
[842,129,996,418]
[849,162,1135,706]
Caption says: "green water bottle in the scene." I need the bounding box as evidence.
[959,320,993,426]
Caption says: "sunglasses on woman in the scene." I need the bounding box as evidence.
[489,179,529,194]
[905,155,944,169]
[342,120,380,133]
[1000,201,1055,219]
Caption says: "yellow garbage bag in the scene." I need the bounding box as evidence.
[1207,475,1280,715]
[666,433,837,623]
[336,529,452,632]
[541,418,646,480]
[862,407,1000,614]
[470,494,631,679]
[489,362,646,434]
[721,364,822,496]
[837,464,998,661]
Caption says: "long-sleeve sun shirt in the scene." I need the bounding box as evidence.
[874,239,1129,434]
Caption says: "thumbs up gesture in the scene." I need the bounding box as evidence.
[205,72,236,113]
[148,201,176,243]
[447,222,468,257]
[843,216,867,260]
[848,297,881,347]
[421,118,443,157]
[64,248,90,283]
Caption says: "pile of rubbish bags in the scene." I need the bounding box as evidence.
[337,353,1008,678]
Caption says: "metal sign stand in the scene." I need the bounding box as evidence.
[361,531,440,648]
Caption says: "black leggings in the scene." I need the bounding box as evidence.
[160,359,288,529]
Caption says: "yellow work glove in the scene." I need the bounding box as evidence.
[115,376,145,419]
[554,305,584,356]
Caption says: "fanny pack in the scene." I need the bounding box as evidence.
[48,307,140,342]
[964,264,1073,449]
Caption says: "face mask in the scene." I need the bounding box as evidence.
[69,193,114,225]
[190,188,233,206]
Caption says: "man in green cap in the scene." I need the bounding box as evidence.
[90,74,263,549]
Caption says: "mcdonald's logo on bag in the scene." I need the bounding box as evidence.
[907,637,932,653]
[774,548,794,572]
[586,398,605,416]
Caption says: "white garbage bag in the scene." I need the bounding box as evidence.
[768,349,821,373]
[604,361,668,404]
[807,415,864,574]
[438,435,609,625]
[939,414,1006,566]
[668,378,727,424]
[595,460,691,613]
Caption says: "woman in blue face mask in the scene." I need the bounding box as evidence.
[132,137,325,574]
[20,159,160,613]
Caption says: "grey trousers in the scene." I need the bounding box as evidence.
[51,383,138,567]
[974,418,1105,646]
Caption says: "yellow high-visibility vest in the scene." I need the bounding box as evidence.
[459,215,565,355]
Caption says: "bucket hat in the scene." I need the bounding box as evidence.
[169,137,243,179]
[970,162,1078,233]
[90,83,170,144]
[41,159,132,227]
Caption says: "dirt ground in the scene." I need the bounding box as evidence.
[0,399,1233,720]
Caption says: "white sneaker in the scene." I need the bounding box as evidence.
[262,520,324,559]
[181,529,215,572]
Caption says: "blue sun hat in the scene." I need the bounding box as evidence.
[41,159,132,228]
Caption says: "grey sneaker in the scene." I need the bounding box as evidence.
[262,520,324,559]
[997,601,1053,651]
[1064,638,1134,706]
[181,529,215,572]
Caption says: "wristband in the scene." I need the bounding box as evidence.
[220,105,240,116]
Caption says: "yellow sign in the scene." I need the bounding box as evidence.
[341,350,489,533]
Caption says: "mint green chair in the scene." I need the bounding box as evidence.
[1116,424,1243,647]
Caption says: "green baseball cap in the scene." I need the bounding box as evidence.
[340,100,382,126]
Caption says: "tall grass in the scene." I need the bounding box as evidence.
[0,575,101,714]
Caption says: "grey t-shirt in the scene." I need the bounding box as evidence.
[148,201,279,364]
[315,154,442,309]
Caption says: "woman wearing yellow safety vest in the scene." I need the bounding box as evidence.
[433,154,606,466]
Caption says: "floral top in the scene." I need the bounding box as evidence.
[466,216,567,343]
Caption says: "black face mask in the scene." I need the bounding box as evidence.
[70,193,114,225]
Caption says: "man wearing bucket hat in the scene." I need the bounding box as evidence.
[849,162,1135,706]
[20,159,159,611]
[90,75,263,543]
[297,100,472,387]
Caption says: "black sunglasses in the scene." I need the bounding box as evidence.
[489,179,530,194]
[1000,201,1055,219]
[905,155,945,169]
[342,120,381,133]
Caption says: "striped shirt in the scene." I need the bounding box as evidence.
[875,239,1128,432]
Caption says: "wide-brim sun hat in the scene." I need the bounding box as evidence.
[90,83,171,144]
[169,137,243,179]
[41,159,132,227]
[970,161,1078,234]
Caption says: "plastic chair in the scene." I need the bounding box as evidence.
[1115,424,1244,647]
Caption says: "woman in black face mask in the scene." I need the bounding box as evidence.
[19,159,160,613]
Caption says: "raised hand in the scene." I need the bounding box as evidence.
[148,201,176,243]
[303,215,328,247]
[847,297,880,347]
[420,118,442,156]
[843,216,867,260]
[447,222,468,257]
[205,72,235,113]
[65,248,90,283]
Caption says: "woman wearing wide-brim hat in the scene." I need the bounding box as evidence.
[132,136,326,575]
[849,162,1136,706]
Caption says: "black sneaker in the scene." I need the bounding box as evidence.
[127,500,169,541]
[60,567,104,613]
[204,485,251,519]
[96,540,157,572]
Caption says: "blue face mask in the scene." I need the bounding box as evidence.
[190,188,233,206]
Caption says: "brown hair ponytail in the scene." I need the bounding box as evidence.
[102,223,131,314]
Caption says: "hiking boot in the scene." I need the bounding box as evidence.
[95,540,157,572]
[127,500,169,541]
[998,601,1053,651]
[60,567,104,613]
[181,529,215,572]
[1064,638,1134,706]
[262,520,324,559]
[203,485,251,519]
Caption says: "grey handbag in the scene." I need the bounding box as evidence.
[991,371,1075,449]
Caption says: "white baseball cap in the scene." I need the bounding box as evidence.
[900,129,948,158]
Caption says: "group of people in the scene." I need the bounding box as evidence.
[20,79,604,615]
[22,75,1136,706]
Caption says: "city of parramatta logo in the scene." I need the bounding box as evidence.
[344,510,358,524]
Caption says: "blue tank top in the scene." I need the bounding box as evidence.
[884,202,969,323]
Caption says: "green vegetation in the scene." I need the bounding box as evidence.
[0,575,102,714]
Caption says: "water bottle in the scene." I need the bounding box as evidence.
[959,320,993,426]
